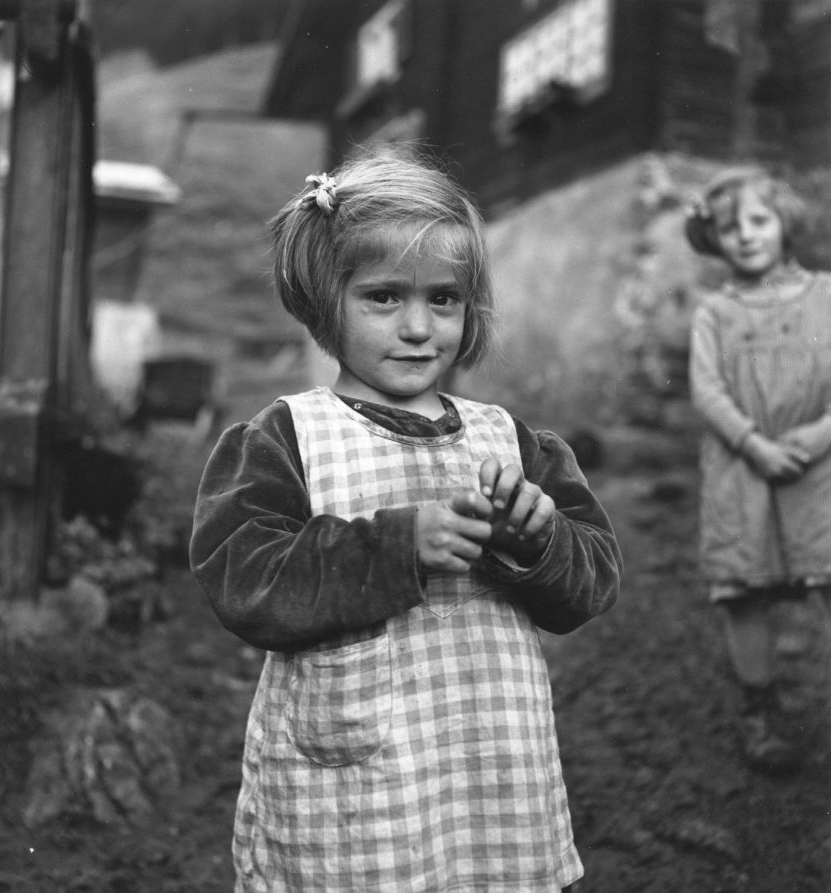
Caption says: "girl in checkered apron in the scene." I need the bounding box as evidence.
[686,167,831,774]
[191,147,622,892]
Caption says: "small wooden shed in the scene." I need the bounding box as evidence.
[92,160,181,304]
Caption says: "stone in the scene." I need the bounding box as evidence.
[42,577,110,633]
[22,687,181,828]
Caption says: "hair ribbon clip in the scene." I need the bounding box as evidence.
[684,195,711,221]
[297,172,338,215]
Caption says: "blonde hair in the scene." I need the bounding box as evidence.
[685,166,807,258]
[268,145,495,367]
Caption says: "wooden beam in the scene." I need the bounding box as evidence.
[0,0,80,600]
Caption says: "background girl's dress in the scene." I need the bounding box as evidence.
[690,270,831,588]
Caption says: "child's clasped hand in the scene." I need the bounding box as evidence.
[416,459,555,573]
[480,458,556,564]
[743,431,810,481]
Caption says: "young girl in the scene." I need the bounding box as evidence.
[190,148,622,892]
[686,166,831,773]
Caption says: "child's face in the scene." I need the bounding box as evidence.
[334,243,466,414]
[712,186,785,279]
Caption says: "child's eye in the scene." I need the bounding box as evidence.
[431,292,461,308]
[369,292,396,305]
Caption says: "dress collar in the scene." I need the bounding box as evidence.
[725,261,811,304]
[335,393,462,438]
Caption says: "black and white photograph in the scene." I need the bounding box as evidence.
[1,2,829,891]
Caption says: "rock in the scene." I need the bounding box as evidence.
[22,687,181,828]
[4,580,109,644]
[2,600,67,644]
[658,817,742,862]
[41,577,110,633]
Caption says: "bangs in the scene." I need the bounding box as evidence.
[710,190,739,227]
[339,222,479,290]
[707,172,780,221]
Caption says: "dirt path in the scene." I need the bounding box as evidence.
[551,466,831,893]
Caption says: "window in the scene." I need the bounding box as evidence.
[497,0,612,116]
[355,0,410,89]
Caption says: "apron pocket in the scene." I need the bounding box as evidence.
[286,632,393,767]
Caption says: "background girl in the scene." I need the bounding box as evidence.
[686,166,831,774]
[190,147,622,892]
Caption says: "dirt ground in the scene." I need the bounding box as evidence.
[1,380,830,893]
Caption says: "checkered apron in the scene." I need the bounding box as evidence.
[233,387,582,892]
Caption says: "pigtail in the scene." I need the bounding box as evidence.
[684,197,720,257]
[268,192,340,356]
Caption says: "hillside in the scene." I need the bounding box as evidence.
[93,0,284,68]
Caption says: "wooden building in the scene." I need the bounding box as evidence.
[783,0,831,167]
[265,0,831,215]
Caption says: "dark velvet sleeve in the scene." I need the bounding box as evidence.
[481,418,623,634]
[189,401,425,651]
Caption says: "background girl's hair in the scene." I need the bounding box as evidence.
[684,166,808,258]
[269,143,494,366]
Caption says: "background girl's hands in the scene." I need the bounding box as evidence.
[779,415,831,464]
[479,459,555,566]
[743,432,809,481]
[415,490,493,574]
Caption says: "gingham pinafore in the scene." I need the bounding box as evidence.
[233,387,582,892]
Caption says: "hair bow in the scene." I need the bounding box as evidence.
[296,172,338,215]
[684,195,711,221]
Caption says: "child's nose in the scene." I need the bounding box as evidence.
[736,217,754,240]
[400,304,432,340]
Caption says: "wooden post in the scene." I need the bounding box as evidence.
[0,0,90,601]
